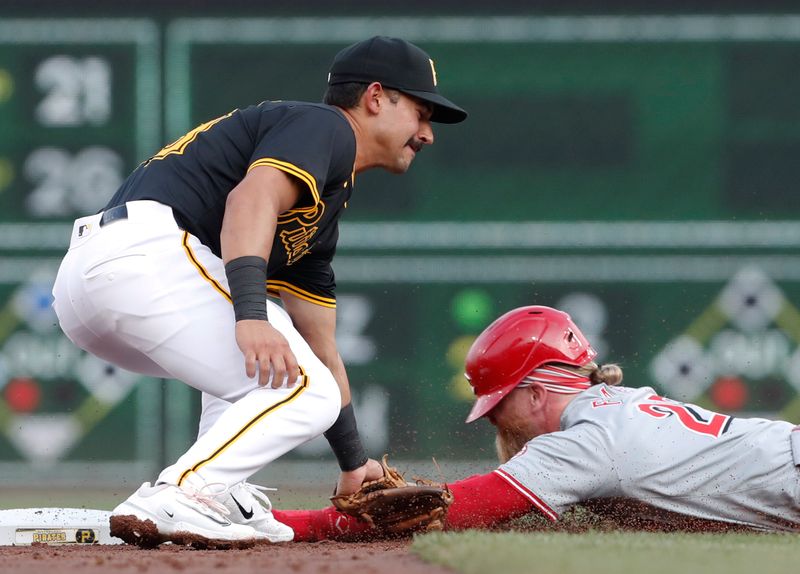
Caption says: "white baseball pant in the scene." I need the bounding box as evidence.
[52,200,341,487]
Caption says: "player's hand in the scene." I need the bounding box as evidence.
[235,320,300,388]
[335,458,385,496]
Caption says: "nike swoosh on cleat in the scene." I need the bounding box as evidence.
[207,515,233,526]
[230,494,255,520]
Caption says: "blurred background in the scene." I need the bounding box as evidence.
[2,1,800,506]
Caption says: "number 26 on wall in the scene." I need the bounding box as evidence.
[638,394,732,438]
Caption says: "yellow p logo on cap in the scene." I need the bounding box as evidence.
[429,59,438,86]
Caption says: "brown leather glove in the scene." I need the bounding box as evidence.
[330,455,454,536]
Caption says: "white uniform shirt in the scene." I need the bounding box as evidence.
[497,384,800,530]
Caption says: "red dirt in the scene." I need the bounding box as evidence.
[0,539,454,574]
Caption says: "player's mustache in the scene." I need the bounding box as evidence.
[406,138,424,152]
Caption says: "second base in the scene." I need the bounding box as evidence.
[0,508,122,545]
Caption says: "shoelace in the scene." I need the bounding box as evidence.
[241,482,277,511]
[182,482,232,518]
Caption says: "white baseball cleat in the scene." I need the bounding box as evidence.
[221,482,294,543]
[109,482,266,549]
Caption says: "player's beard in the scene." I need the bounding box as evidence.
[495,426,531,464]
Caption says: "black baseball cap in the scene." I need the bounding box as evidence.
[328,36,467,124]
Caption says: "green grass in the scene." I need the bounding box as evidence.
[412,530,800,574]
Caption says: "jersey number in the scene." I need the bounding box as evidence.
[638,394,731,438]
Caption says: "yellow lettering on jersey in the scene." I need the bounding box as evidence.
[148,112,234,163]
[280,226,318,265]
[277,201,325,265]
[277,201,325,227]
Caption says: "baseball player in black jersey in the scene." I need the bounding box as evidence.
[52,36,466,548]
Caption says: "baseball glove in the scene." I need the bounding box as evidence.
[330,455,454,536]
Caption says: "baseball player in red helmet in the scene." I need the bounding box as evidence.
[273,305,800,539]
[51,37,466,548]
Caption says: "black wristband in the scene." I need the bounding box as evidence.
[224,256,268,322]
[324,403,368,471]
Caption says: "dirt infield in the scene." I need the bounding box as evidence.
[0,539,453,574]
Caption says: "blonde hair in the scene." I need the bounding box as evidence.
[493,362,623,464]
[495,427,529,464]
[571,361,624,386]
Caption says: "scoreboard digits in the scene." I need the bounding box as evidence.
[1,17,800,465]
[0,19,159,224]
[0,20,162,481]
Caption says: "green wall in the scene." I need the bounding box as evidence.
[1,16,800,478]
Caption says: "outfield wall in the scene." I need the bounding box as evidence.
[1,14,799,486]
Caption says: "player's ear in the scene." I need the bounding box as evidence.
[528,383,548,411]
[363,82,384,116]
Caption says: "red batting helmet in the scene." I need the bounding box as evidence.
[464,306,597,423]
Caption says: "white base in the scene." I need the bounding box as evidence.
[0,508,123,545]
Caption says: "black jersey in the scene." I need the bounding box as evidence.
[106,101,356,308]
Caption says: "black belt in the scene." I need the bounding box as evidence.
[99,204,128,227]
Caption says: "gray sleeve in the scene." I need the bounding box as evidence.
[497,423,618,518]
